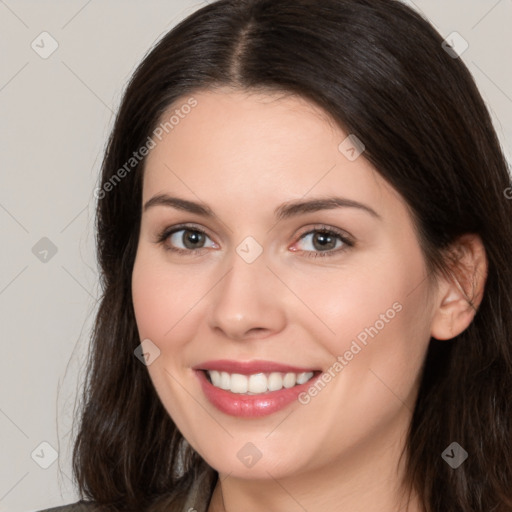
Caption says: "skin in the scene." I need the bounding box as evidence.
[131,88,487,512]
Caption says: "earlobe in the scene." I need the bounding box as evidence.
[429,234,488,341]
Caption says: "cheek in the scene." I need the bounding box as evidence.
[131,252,208,439]
[346,258,431,396]
[289,243,431,399]
[131,265,169,342]
[131,250,205,342]
[281,253,431,460]
[327,239,428,349]
[285,259,412,358]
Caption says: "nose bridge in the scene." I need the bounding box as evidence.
[208,238,286,340]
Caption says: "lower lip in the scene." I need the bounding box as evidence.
[195,370,321,418]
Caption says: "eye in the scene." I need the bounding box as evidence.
[156,224,218,255]
[155,223,354,258]
[291,225,354,258]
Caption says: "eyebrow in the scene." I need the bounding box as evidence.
[143,194,381,220]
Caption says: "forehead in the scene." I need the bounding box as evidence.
[141,88,402,218]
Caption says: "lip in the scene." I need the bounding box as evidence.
[193,360,322,418]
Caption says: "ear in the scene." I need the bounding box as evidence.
[430,233,488,341]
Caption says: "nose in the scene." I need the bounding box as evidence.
[208,247,287,342]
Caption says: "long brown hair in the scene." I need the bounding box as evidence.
[72,1,512,510]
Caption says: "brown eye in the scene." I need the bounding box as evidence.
[296,230,344,252]
[157,225,218,255]
[170,229,207,250]
[293,226,354,259]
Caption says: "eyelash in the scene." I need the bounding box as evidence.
[155,223,355,259]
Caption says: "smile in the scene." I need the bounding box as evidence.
[205,370,315,394]
[193,360,322,417]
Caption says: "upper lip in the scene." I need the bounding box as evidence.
[193,359,320,375]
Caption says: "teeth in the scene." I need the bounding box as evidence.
[296,372,312,385]
[230,373,248,393]
[219,371,230,390]
[206,370,315,394]
[248,373,267,393]
[268,372,283,391]
[283,373,296,388]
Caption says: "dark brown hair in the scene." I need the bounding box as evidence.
[72,1,512,510]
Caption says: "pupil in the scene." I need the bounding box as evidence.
[314,231,335,250]
[184,230,204,249]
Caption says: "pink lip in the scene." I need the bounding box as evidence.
[192,360,321,418]
[193,359,318,375]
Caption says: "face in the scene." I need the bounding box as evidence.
[131,88,438,481]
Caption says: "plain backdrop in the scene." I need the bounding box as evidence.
[1,1,511,511]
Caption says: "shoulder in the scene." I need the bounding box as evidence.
[36,469,215,512]
[36,501,98,512]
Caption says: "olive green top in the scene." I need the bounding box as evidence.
[37,504,95,512]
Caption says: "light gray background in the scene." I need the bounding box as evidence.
[1,1,511,511]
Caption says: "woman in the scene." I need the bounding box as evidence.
[40,0,512,511]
